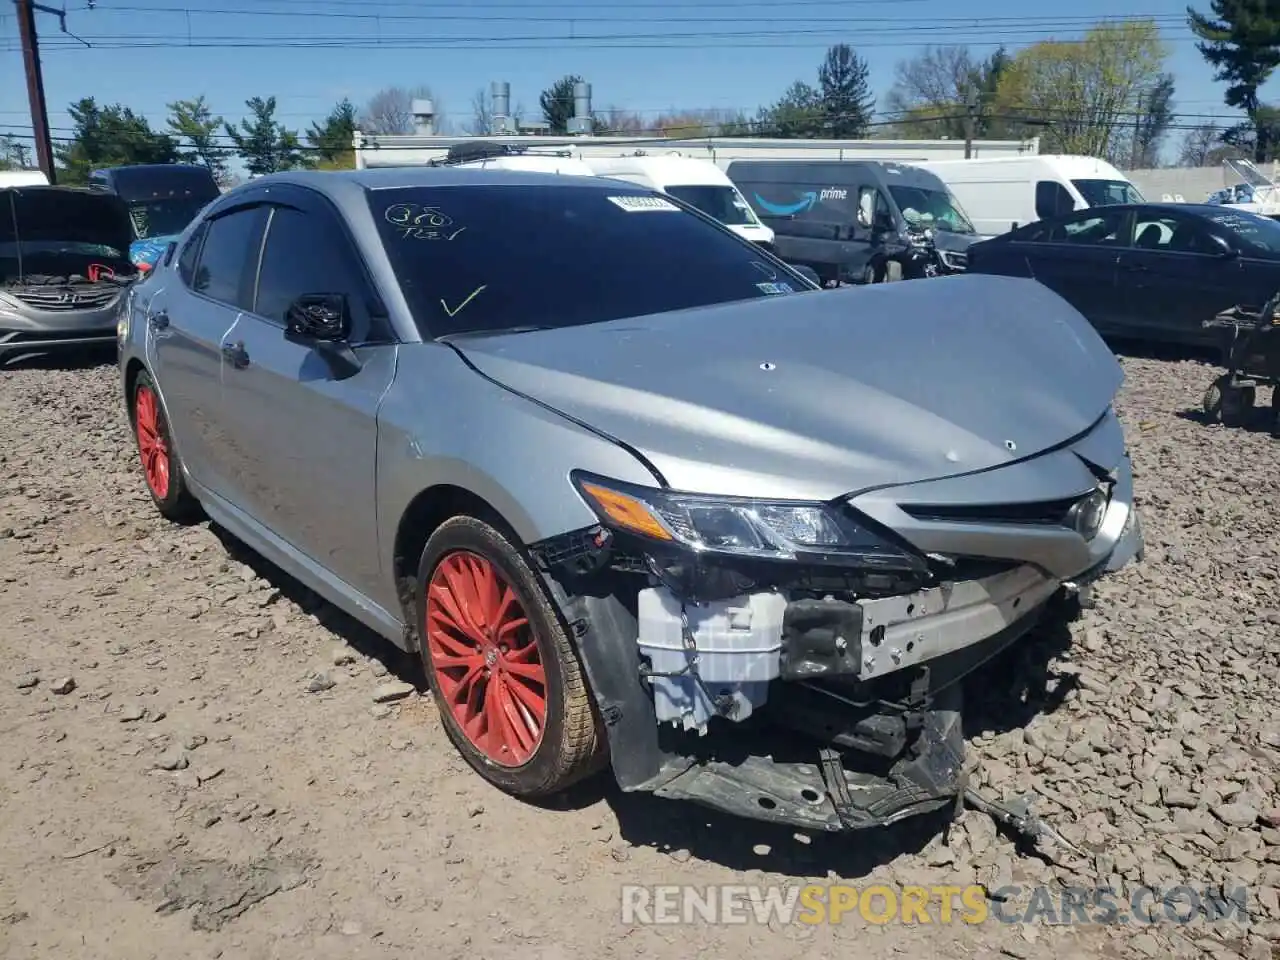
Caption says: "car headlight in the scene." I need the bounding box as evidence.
[571,471,924,571]
[116,293,134,343]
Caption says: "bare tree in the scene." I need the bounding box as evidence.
[882,45,999,140]
[1177,123,1243,166]
[885,46,978,116]
[360,85,447,135]
[468,88,492,136]
[597,105,645,134]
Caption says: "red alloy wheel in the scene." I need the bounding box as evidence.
[134,385,171,500]
[425,551,548,767]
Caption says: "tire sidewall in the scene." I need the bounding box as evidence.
[416,516,572,792]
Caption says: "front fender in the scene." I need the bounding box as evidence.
[374,342,662,612]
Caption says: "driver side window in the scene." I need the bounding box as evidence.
[252,204,390,345]
[1132,214,1219,255]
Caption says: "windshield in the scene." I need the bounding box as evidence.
[127,197,210,240]
[1072,179,1144,206]
[664,185,760,226]
[1202,208,1280,254]
[887,185,975,234]
[370,185,807,338]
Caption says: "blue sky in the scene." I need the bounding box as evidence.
[0,0,1268,158]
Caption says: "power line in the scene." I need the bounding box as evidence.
[65,0,1120,10]
[0,12,1198,52]
[60,6,1187,25]
[1,31,1210,54]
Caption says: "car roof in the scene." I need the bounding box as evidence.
[1055,201,1245,217]
[247,166,638,197]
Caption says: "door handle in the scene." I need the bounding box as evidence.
[221,340,250,369]
[147,309,169,330]
[1125,263,1150,272]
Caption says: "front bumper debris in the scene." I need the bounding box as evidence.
[653,681,967,832]
[536,464,1145,835]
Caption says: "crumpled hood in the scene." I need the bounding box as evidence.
[1,186,133,260]
[455,274,1124,501]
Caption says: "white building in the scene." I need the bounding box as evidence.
[353,131,1042,172]
[352,78,1039,172]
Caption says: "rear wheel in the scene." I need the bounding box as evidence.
[416,515,603,797]
[131,371,201,522]
[1203,375,1254,427]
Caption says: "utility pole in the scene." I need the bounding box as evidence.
[15,0,55,182]
[963,95,979,159]
[1130,90,1144,170]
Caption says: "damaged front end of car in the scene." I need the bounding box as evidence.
[528,410,1145,834]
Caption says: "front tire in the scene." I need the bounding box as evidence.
[416,515,603,798]
[130,370,201,522]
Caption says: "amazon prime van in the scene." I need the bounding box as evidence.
[726,159,978,285]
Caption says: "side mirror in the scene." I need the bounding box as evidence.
[285,293,351,342]
[791,265,821,287]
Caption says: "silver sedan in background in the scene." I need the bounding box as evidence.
[118,167,1143,834]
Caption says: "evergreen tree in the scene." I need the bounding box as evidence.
[818,44,876,138]
[1188,0,1280,161]
[224,96,307,175]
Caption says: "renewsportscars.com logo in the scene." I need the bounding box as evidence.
[620,883,1255,927]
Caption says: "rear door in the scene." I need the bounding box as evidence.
[215,190,396,599]
[1010,207,1132,336]
[1116,210,1245,344]
[149,204,266,501]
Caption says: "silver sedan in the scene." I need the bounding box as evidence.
[117,167,1143,834]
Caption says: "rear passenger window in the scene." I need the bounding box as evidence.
[176,221,207,287]
[1048,210,1126,246]
[192,208,261,308]
[254,205,383,343]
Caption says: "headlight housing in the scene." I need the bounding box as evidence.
[571,471,925,572]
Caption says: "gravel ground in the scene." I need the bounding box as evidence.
[0,350,1277,960]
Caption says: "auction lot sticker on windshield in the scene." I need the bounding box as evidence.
[607,195,680,212]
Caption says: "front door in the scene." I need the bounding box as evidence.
[1117,210,1246,345]
[149,207,264,502]
[216,194,397,600]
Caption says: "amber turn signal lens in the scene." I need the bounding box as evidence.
[578,482,673,541]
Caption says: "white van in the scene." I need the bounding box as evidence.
[580,156,775,249]
[912,155,1144,238]
[0,169,51,188]
[440,146,777,249]
[439,153,597,176]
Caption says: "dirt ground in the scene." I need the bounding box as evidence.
[0,350,1277,960]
